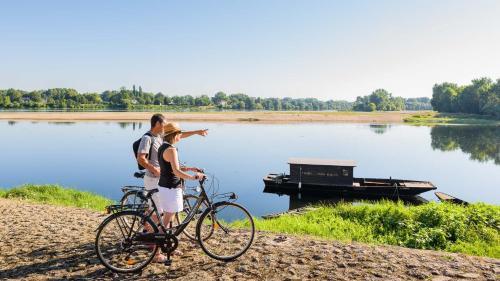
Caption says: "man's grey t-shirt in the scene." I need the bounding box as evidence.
[138,131,163,178]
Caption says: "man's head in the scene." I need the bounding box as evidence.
[150,113,166,134]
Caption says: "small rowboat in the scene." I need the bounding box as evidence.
[434,192,469,205]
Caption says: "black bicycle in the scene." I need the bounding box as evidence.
[95,176,255,273]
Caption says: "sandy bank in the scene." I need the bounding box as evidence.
[0,198,498,280]
[0,111,416,123]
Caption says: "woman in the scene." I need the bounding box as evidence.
[152,122,205,262]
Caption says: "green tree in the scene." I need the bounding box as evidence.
[4,96,11,107]
[481,79,500,117]
[154,93,164,105]
[212,91,227,106]
[368,102,376,111]
[194,95,211,106]
[458,78,493,114]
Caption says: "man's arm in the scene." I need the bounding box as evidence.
[137,136,160,177]
[180,129,208,139]
[138,153,160,177]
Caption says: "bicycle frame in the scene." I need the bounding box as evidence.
[142,178,213,237]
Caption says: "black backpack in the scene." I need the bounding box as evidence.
[132,132,154,170]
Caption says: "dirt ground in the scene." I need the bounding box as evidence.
[0,198,498,281]
[0,111,415,123]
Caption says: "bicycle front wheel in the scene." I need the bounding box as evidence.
[196,202,255,261]
[95,211,158,273]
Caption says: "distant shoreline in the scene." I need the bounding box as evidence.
[2,111,498,125]
[0,111,417,123]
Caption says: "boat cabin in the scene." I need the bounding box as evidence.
[288,158,356,186]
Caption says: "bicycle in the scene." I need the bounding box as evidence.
[117,171,207,241]
[95,176,255,273]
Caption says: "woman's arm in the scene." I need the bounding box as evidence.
[163,148,199,180]
[181,166,201,172]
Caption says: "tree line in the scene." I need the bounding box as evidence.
[352,89,431,111]
[0,86,431,111]
[431,78,500,117]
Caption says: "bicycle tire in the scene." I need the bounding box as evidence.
[195,202,255,261]
[95,210,158,273]
[120,190,146,206]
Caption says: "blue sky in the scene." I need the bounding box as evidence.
[1,0,500,100]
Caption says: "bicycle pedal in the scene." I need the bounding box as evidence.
[164,260,172,266]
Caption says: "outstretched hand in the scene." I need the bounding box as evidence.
[197,129,208,137]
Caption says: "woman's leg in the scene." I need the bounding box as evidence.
[162,212,176,228]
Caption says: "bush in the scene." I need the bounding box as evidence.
[252,201,500,258]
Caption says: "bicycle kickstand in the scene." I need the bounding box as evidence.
[164,254,172,266]
[164,221,173,266]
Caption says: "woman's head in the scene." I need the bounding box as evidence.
[163,122,182,144]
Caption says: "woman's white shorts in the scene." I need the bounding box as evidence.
[151,186,183,213]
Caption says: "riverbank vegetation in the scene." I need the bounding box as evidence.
[250,201,499,258]
[0,184,113,211]
[0,86,430,111]
[432,77,500,118]
[1,184,498,258]
[403,111,500,125]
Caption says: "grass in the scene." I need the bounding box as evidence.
[2,184,498,258]
[404,111,500,125]
[233,200,500,259]
[0,184,114,211]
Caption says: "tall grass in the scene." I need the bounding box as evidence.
[0,184,113,211]
[243,201,500,258]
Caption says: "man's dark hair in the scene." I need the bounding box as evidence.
[150,113,166,128]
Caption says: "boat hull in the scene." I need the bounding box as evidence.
[264,174,437,198]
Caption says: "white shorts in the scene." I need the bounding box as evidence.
[152,186,184,214]
[144,174,159,191]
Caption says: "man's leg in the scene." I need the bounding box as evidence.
[143,175,161,230]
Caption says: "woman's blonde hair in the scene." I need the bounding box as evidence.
[163,131,181,144]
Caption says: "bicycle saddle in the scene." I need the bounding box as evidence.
[134,171,146,179]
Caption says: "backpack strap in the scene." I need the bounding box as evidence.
[144,132,154,160]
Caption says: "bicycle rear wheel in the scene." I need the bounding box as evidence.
[120,190,145,206]
[95,211,158,273]
[196,202,254,261]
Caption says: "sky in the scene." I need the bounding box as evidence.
[1,0,500,101]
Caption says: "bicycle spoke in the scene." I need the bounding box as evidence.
[95,212,157,273]
[197,202,254,261]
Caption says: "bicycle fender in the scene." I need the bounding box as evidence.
[194,201,229,231]
[94,210,144,232]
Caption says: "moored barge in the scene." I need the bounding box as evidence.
[263,158,437,198]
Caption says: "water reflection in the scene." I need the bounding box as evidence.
[263,188,428,213]
[369,124,391,134]
[47,122,76,126]
[431,126,500,165]
[117,122,143,131]
[6,120,144,131]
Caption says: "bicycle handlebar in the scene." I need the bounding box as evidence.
[199,175,207,185]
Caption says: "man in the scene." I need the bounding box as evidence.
[137,113,207,192]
